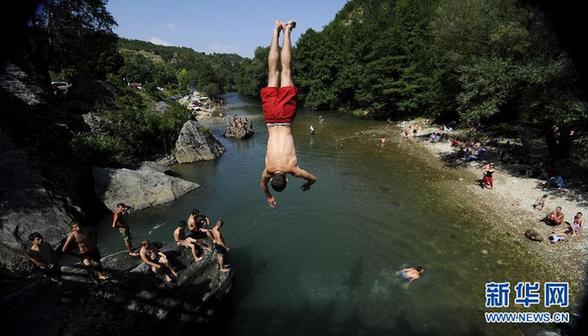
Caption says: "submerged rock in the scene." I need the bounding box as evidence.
[1,243,234,336]
[93,166,199,212]
[224,125,254,139]
[175,120,224,163]
[524,228,544,242]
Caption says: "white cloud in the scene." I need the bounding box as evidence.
[148,36,172,46]
[166,23,176,30]
[208,42,240,54]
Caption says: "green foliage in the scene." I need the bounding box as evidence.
[72,87,192,167]
[117,38,243,97]
[33,0,122,79]
[242,0,585,160]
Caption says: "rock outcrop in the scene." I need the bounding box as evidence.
[525,228,544,242]
[93,166,199,212]
[224,124,254,139]
[1,244,234,336]
[0,130,81,273]
[174,120,224,163]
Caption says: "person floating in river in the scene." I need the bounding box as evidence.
[27,232,62,284]
[397,266,424,283]
[174,220,203,262]
[62,222,107,284]
[112,203,139,256]
[211,220,231,272]
[140,240,178,283]
[260,20,317,208]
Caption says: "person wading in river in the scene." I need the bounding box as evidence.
[260,20,317,208]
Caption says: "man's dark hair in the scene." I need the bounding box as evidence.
[415,266,424,272]
[28,232,42,242]
[270,173,287,192]
[178,220,187,227]
[116,203,126,208]
[191,209,199,216]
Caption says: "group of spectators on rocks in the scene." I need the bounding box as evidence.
[26,203,231,285]
[227,113,253,132]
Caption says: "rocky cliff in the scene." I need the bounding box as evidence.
[1,243,234,336]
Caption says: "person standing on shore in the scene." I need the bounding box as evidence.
[260,20,317,208]
[112,203,138,256]
[482,163,496,190]
[211,220,231,272]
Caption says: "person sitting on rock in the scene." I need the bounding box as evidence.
[27,232,62,284]
[211,220,231,272]
[139,240,178,283]
[174,220,203,262]
[260,19,317,208]
[112,203,139,256]
[62,222,107,284]
[397,266,424,283]
[544,206,565,226]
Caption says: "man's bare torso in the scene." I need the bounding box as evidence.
[265,126,297,172]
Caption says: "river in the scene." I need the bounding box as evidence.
[96,92,570,335]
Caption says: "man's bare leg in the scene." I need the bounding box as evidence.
[268,20,282,88]
[280,20,296,87]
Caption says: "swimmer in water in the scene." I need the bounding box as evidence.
[397,266,424,283]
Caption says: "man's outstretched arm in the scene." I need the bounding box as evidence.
[260,169,276,207]
[292,167,317,191]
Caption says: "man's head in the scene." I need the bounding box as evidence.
[28,232,43,245]
[178,220,187,228]
[141,240,150,248]
[70,222,80,232]
[415,266,424,273]
[116,203,130,214]
[270,173,287,192]
[556,206,562,213]
[191,209,200,217]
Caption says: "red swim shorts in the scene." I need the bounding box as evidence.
[260,86,298,124]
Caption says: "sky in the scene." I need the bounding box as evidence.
[107,0,348,58]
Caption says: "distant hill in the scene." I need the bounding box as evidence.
[117,38,245,96]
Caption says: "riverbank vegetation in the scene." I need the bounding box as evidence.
[236,0,587,163]
[3,0,245,168]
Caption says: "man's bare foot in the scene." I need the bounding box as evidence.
[220,267,230,273]
[282,20,296,31]
[274,19,283,32]
[195,256,204,261]
[129,251,139,256]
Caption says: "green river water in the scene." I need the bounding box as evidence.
[96,93,574,336]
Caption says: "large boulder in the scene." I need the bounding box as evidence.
[1,243,234,335]
[224,124,254,139]
[93,166,199,212]
[175,120,224,163]
[0,63,47,107]
[0,129,80,273]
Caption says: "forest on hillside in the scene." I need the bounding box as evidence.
[236,0,588,161]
